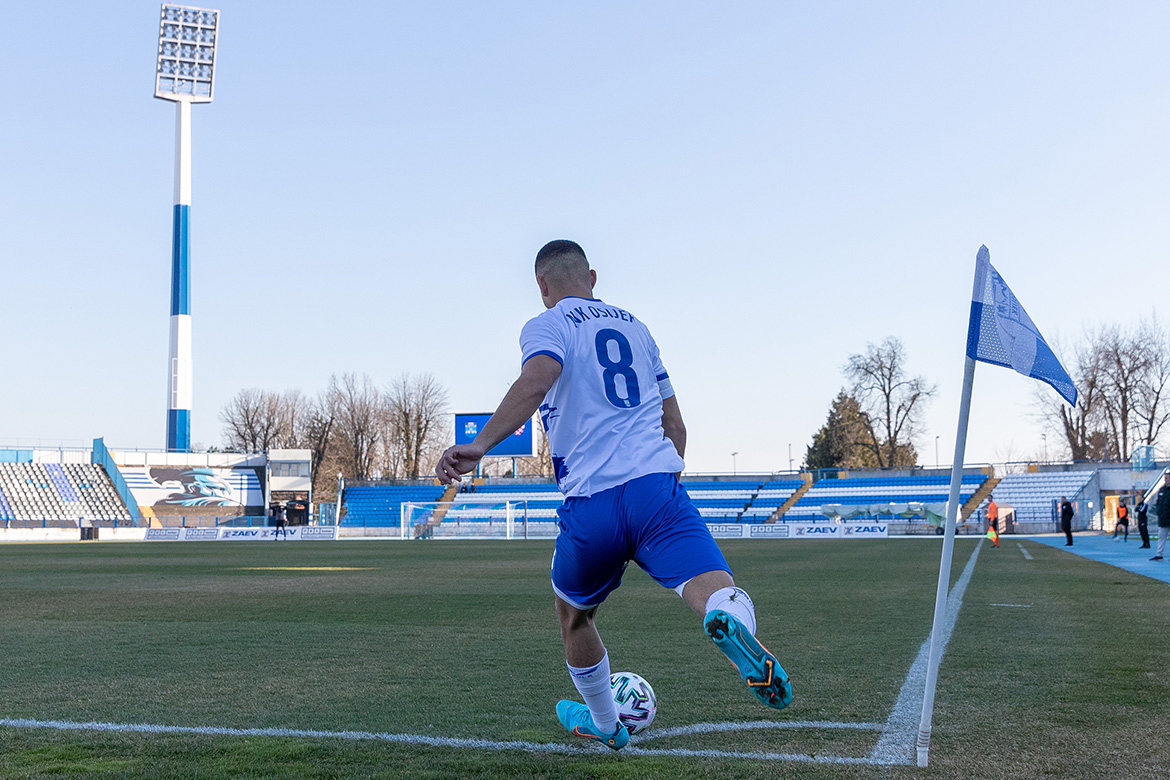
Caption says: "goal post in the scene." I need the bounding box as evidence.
[400,500,555,540]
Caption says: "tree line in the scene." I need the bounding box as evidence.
[1035,317,1170,462]
[218,373,451,499]
[806,318,1170,471]
[221,318,1169,488]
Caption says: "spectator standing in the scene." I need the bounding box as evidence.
[272,502,287,540]
[1151,483,1170,561]
[1060,497,1074,546]
[986,496,999,547]
[1136,498,1151,549]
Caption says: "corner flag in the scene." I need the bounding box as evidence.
[967,245,1078,406]
[916,245,1078,768]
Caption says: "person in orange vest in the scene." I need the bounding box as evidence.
[986,496,999,548]
[1113,500,1129,542]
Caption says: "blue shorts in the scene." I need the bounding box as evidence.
[551,472,731,609]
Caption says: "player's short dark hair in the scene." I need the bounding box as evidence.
[535,239,587,274]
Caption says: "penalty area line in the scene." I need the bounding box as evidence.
[0,716,898,765]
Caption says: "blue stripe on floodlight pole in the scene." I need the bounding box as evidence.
[171,204,190,315]
[167,99,193,453]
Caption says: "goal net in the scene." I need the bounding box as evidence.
[400,500,559,540]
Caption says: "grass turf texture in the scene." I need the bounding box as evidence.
[0,539,1166,779]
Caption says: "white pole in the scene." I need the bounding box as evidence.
[916,354,977,767]
[167,98,194,452]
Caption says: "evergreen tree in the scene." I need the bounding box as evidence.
[805,391,880,469]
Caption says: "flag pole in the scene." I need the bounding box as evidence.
[916,352,976,767]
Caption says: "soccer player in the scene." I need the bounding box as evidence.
[435,240,792,750]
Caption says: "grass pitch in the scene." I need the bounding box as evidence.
[1,538,1168,779]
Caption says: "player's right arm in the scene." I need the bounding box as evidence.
[661,394,686,459]
[435,355,562,484]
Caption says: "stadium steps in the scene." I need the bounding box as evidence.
[767,473,813,523]
[420,482,461,535]
[961,472,999,521]
[140,506,160,528]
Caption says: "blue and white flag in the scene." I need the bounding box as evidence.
[966,245,1078,406]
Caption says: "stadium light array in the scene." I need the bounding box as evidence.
[154,3,220,452]
[155,5,219,101]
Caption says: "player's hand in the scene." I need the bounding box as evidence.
[435,444,486,484]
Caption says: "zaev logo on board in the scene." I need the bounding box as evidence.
[844,524,889,538]
[844,525,888,535]
[221,529,264,539]
[796,525,840,537]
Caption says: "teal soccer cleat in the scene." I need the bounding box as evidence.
[704,609,793,710]
[556,700,630,750]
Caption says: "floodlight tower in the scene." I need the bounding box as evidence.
[154,3,219,452]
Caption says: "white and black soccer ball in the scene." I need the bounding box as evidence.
[610,671,657,734]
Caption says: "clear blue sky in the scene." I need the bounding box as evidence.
[3,1,1168,473]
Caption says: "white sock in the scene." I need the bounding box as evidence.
[705,586,757,635]
[567,653,619,733]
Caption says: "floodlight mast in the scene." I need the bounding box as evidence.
[154,4,219,452]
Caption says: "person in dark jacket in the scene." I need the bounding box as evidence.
[1151,483,1170,561]
[1060,497,1075,546]
[1136,499,1151,549]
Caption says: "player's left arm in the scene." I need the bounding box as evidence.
[435,355,562,483]
[661,394,686,459]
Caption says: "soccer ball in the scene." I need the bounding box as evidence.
[610,671,657,734]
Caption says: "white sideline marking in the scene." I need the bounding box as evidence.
[638,719,883,741]
[0,717,890,765]
[989,603,1031,608]
[1017,543,1033,560]
[867,540,983,765]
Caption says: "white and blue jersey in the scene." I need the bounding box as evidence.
[520,296,685,498]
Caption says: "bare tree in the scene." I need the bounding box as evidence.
[844,337,936,469]
[382,373,450,479]
[1043,338,1108,461]
[1133,316,1170,449]
[1096,324,1149,460]
[220,388,317,452]
[1034,325,1166,462]
[331,372,384,480]
[300,389,338,495]
[219,388,284,452]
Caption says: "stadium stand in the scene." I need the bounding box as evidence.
[741,479,806,523]
[341,472,1012,533]
[782,473,988,521]
[359,477,813,530]
[0,462,133,526]
[682,480,763,520]
[341,483,447,527]
[447,483,562,518]
[979,470,1096,527]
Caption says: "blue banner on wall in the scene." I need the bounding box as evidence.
[454,413,535,457]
